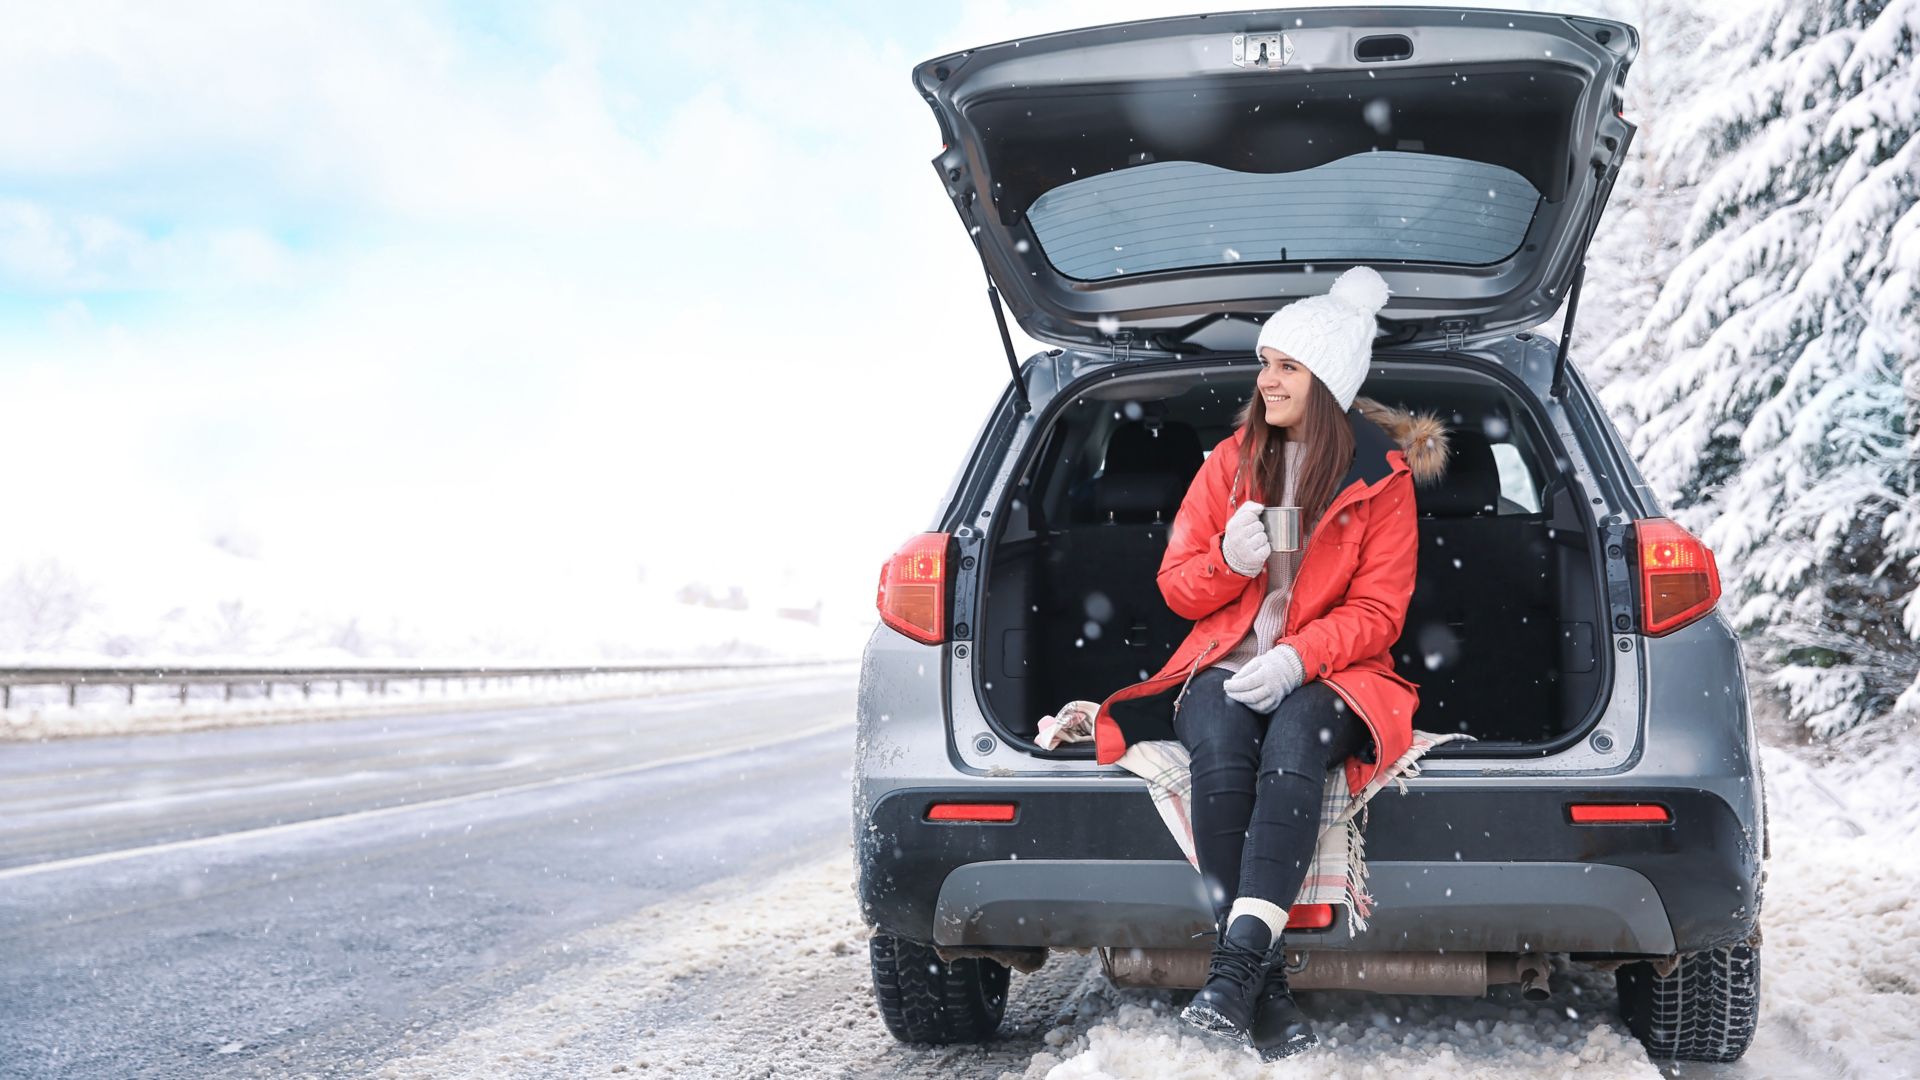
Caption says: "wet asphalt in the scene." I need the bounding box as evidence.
[0,676,857,1079]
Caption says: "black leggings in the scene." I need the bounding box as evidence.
[1173,667,1370,930]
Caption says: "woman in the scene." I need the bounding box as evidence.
[1088,266,1450,1061]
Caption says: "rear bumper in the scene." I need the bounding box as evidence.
[856,784,1760,955]
[932,858,1674,953]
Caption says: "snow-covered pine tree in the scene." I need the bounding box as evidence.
[1591,0,1919,738]
[1575,0,1723,352]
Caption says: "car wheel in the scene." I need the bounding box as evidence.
[869,933,1010,1044]
[1615,938,1760,1062]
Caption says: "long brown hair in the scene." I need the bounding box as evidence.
[1231,373,1355,538]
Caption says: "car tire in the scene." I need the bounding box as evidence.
[869,933,1010,1044]
[1615,938,1760,1062]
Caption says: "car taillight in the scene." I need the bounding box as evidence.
[1634,517,1721,636]
[876,532,951,645]
[1287,903,1334,929]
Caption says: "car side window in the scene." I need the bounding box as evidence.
[1490,442,1542,514]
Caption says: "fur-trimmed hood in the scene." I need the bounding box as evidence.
[1354,395,1451,487]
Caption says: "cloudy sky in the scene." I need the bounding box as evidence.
[0,0,1624,657]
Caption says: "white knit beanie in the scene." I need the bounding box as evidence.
[1254,267,1391,411]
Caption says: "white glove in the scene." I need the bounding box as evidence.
[1221,645,1306,714]
[1221,499,1272,577]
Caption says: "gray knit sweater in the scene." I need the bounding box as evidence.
[1215,439,1310,681]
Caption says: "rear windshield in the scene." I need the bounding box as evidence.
[1026,153,1540,281]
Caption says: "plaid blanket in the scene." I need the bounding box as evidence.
[1038,700,1475,937]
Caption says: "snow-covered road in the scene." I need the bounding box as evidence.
[1,675,1912,1078]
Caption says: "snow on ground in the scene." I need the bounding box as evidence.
[1004,732,1919,1080]
[371,842,931,1079]
[0,537,878,669]
[1749,723,1920,1077]
[364,713,1918,1079]
[0,660,859,741]
[368,838,1669,1079]
[1012,980,1658,1079]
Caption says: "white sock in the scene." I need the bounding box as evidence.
[1228,896,1290,943]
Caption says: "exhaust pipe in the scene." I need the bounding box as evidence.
[1101,948,1552,998]
[1514,951,1552,1001]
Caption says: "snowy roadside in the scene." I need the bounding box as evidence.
[1748,725,1920,1078]
[367,723,1918,1079]
[0,661,859,742]
[369,837,1672,1079]
[368,839,1031,1080]
[997,732,1918,1080]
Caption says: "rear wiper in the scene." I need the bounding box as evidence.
[1158,310,1265,354]
[1162,309,1240,346]
[1162,301,1417,353]
[1374,321,1425,348]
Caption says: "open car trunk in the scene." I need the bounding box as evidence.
[975,357,1610,756]
[917,7,1638,352]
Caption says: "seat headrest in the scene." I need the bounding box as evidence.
[1089,421,1205,523]
[1103,421,1203,475]
[1418,427,1504,517]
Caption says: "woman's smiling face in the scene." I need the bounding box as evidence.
[1257,346,1314,432]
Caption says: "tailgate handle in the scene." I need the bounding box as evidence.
[1356,35,1413,63]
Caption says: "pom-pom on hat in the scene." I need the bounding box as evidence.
[1254,266,1392,411]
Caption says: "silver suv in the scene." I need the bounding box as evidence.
[855,7,1767,1064]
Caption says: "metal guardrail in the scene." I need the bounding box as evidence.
[0,659,857,710]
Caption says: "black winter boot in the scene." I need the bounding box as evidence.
[1250,957,1318,1060]
[1179,915,1283,1041]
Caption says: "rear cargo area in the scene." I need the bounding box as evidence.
[976,357,1610,754]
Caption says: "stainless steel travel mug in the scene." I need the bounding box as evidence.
[1262,506,1301,552]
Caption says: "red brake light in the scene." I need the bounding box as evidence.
[926,802,1016,822]
[1634,517,1721,635]
[1569,803,1672,824]
[1286,903,1334,929]
[877,532,950,645]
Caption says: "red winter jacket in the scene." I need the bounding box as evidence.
[1093,398,1451,798]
